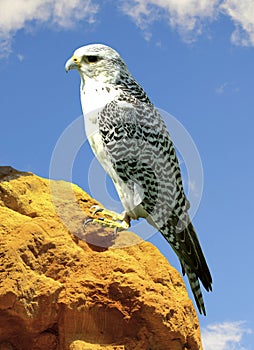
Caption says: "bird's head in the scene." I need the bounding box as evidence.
[65,43,128,84]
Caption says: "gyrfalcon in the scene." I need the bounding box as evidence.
[65,44,212,315]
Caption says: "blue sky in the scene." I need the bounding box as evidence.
[1,1,254,348]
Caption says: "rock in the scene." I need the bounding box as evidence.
[69,341,125,349]
[0,166,202,350]
[0,342,15,350]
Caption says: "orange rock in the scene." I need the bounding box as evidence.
[0,166,202,350]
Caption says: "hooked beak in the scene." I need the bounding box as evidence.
[65,56,80,72]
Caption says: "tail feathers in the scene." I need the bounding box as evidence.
[161,221,212,315]
[180,222,212,292]
[181,262,207,315]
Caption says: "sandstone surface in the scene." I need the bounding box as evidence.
[0,166,202,350]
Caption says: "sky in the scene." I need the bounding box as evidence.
[1,0,254,348]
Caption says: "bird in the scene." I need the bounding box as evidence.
[65,43,212,315]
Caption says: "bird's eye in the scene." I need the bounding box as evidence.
[86,55,100,63]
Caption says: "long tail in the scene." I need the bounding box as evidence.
[161,221,212,315]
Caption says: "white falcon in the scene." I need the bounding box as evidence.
[65,44,212,315]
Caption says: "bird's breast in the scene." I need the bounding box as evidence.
[80,80,120,116]
[81,81,120,149]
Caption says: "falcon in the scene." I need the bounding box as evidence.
[65,44,212,315]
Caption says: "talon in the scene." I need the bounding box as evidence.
[93,207,104,215]
[90,205,100,210]
[90,205,108,216]
[84,206,131,232]
[83,218,94,228]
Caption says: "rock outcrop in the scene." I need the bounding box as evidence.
[0,166,202,350]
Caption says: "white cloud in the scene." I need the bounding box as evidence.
[120,0,220,42]
[202,321,252,350]
[120,0,254,46]
[220,0,254,46]
[0,0,99,58]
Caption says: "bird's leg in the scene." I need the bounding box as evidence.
[84,205,130,236]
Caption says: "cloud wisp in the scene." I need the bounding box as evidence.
[215,82,230,94]
[215,81,240,94]
[202,321,252,350]
[0,0,99,58]
[120,0,220,43]
[220,0,254,46]
[120,0,254,46]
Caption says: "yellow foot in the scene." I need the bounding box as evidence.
[84,205,130,236]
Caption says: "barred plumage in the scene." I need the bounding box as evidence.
[65,44,212,315]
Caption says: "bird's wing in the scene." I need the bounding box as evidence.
[98,93,212,315]
[98,94,189,224]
